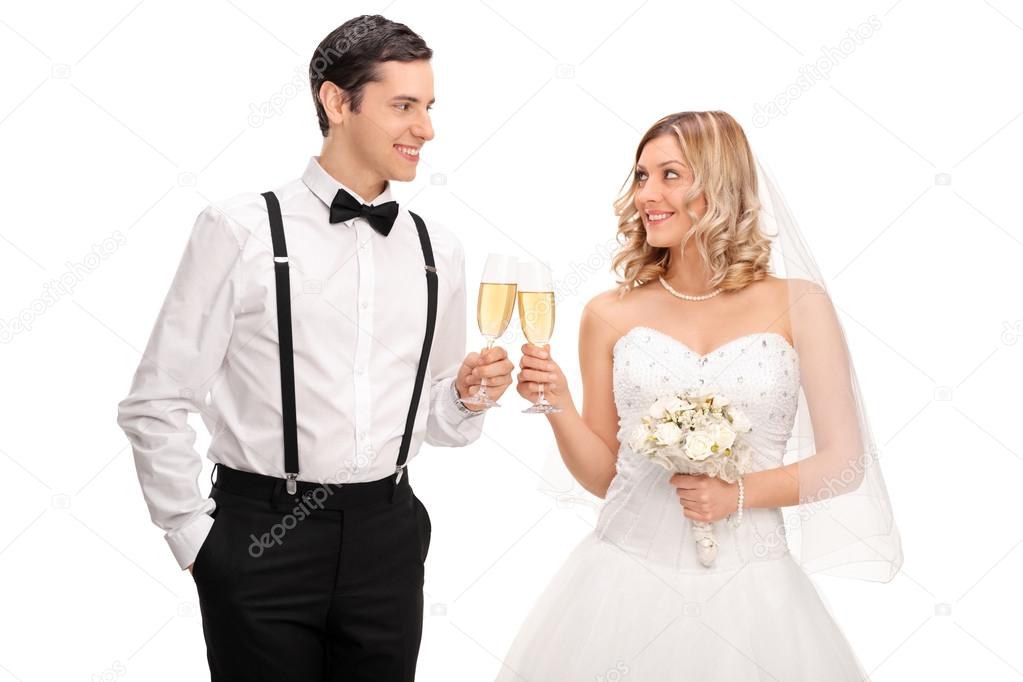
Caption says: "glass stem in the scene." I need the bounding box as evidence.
[536,342,549,405]
[479,337,494,397]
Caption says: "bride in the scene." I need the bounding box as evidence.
[500,111,902,680]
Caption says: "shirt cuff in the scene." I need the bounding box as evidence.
[451,377,486,418]
[165,502,217,571]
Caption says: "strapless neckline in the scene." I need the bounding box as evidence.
[613,325,796,362]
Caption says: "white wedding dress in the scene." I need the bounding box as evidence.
[495,326,870,681]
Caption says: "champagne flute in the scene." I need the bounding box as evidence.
[460,253,518,408]
[517,260,562,414]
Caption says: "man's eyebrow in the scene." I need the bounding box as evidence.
[392,95,436,105]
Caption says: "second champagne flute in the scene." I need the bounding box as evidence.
[517,260,562,414]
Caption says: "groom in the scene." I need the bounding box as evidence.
[116,15,513,681]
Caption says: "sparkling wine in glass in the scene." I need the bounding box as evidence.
[517,260,562,414]
[461,253,518,409]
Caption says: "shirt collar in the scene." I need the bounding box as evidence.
[301,155,395,210]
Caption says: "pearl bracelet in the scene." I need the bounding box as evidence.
[728,476,745,529]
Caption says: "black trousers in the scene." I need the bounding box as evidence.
[192,466,432,681]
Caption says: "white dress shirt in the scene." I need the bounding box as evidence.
[117,155,485,570]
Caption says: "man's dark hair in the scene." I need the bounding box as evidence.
[309,15,433,137]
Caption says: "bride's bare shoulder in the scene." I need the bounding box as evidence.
[762,274,822,294]
[583,285,641,321]
[581,284,652,350]
[585,287,625,313]
[760,275,828,310]
[581,289,619,338]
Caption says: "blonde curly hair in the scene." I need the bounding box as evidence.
[612,111,772,297]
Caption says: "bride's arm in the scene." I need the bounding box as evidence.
[741,462,800,510]
[517,295,620,498]
[744,279,864,510]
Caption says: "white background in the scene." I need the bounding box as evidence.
[1,0,1021,680]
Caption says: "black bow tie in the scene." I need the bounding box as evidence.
[328,188,399,237]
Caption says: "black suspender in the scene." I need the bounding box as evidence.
[260,191,438,499]
[262,191,300,494]
[396,211,438,487]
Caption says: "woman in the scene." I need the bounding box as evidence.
[499,111,902,680]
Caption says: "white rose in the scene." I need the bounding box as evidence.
[648,396,674,419]
[712,422,737,450]
[684,432,714,462]
[686,392,712,409]
[665,396,694,415]
[654,422,684,446]
[688,385,721,404]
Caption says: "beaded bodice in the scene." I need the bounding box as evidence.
[595,326,801,571]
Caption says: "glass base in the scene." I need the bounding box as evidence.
[522,401,562,414]
[459,394,501,409]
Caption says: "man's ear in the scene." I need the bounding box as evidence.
[319,81,350,129]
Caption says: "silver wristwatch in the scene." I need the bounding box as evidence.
[452,380,486,417]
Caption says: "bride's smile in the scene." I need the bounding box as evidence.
[634,135,707,247]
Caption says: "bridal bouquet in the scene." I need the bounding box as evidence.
[628,388,754,567]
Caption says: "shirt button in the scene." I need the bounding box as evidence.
[359,431,368,440]
[360,301,368,309]
[357,366,366,375]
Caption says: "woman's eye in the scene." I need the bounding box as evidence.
[396,103,410,111]
[665,170,679,179]
[635,171,647,182]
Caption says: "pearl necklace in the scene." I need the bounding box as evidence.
[657,276,723,301]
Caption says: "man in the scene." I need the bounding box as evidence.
[117,15,513,681]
